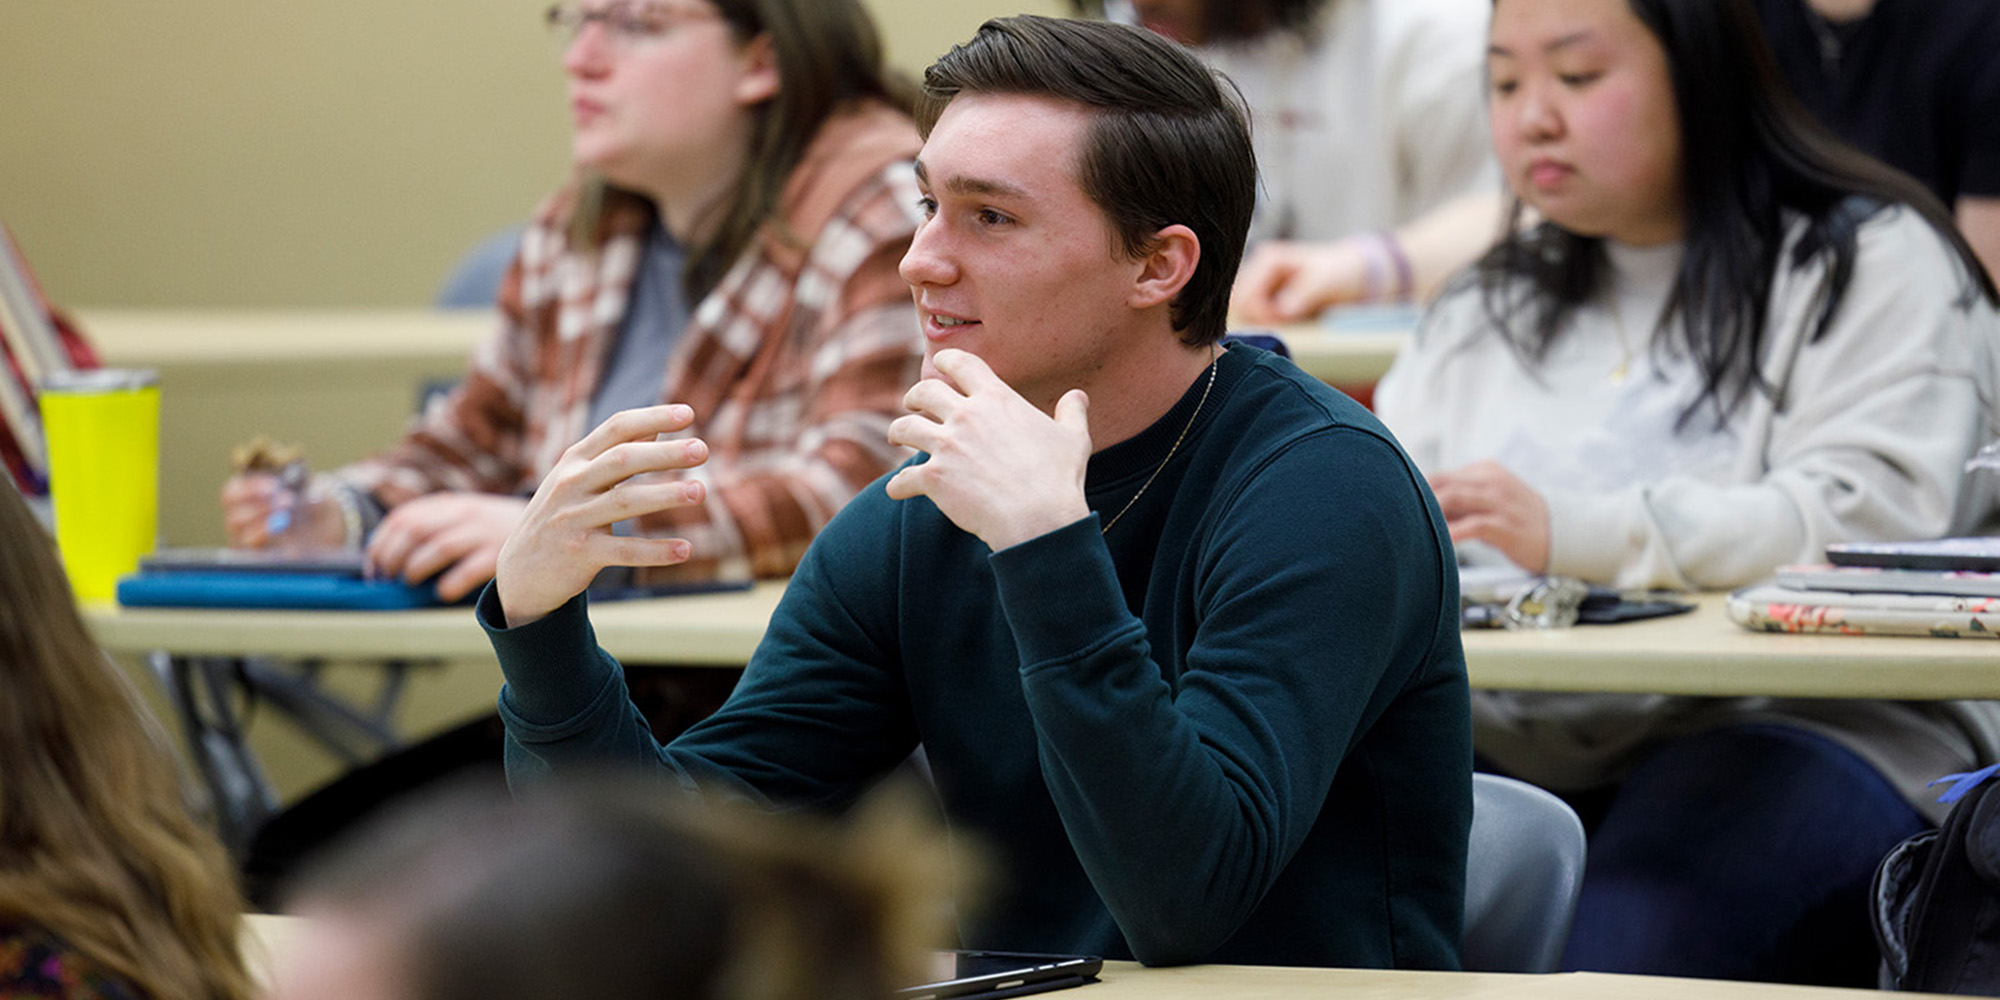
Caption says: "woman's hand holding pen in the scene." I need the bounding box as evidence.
[219,470,348,551]
[495,404,710,628]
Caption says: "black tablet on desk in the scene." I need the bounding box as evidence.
[140,546,369,576]
[1826,536,2000,572]
[897,951,1102,1000]
[121,549,755,609]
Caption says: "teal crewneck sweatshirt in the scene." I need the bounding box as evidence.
[485,343,1470,968]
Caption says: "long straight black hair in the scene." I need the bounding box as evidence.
[1477,0,1998,428]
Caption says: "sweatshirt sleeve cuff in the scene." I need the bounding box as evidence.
[477,583,619,725]
[1543,486,1638,585]
[988,514,1132,672]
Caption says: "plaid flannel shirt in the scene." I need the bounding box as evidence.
[340,101,924,582]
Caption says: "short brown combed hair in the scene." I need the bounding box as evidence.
[916,15,1257,347]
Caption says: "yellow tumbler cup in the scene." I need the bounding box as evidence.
[38,369,160,603]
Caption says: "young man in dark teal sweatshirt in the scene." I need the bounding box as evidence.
[480,14,1470,970]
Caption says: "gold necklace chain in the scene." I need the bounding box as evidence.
[1101,351,1219,535]
[1608,301,1634,386]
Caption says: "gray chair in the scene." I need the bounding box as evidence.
[1462,772,1587,973]
[434,225,524,309]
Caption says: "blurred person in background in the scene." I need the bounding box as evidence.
[221,0,925,603]
[1748,0,2000,285]
[1376,0,2000,985]
[229,0,927,909]
[1077,0,1510,323]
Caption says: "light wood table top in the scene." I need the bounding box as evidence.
[80,307,492,369]
[1460,593,2000,699]
[240,915,1938,1000]
[83,586,2000,699]
[80,581,788,665]
[1273,323,1409,387]
[1081,962,1928,999]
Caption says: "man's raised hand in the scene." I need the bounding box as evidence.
[495,405,710,627]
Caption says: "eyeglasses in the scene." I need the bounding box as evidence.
[544,2,721,47]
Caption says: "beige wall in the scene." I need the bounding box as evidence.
[0,0,1061,310]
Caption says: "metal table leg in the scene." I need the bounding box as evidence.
[144,650,415,857]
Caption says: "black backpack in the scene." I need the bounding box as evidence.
[1875,764,2000,995]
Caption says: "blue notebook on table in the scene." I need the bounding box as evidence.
[116,548,445,610]
[115,548,755,609]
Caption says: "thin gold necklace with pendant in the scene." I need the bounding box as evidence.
[1101,349,1218,535]
[1608,303,1635,386]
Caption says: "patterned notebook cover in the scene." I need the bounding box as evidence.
[1727,584,2000,638]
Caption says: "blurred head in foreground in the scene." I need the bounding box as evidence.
[268,776,955,1000]
[0,479,252,1000]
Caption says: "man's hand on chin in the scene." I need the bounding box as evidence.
[886,348,1093,551]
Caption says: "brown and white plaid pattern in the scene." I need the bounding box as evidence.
[340,101,925,582]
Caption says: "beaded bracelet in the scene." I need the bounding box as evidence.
[1356,230,1414,303]
[1376,230,1413,301]
[313,474,366,550]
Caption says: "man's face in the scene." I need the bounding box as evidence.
[900,94,1150,412]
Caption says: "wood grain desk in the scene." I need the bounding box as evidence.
[240,915,1940,1000]
[85,588,2000,701]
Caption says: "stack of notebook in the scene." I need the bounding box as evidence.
[1727,537,2000,638]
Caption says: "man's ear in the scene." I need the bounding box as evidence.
[1127,224,1200,311]
[734,33,780,105]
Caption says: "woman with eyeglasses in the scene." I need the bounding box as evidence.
[0,481,254,1000]
[221,0,924,909]
[1374,0,2000,985]
[220,0,923,601]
